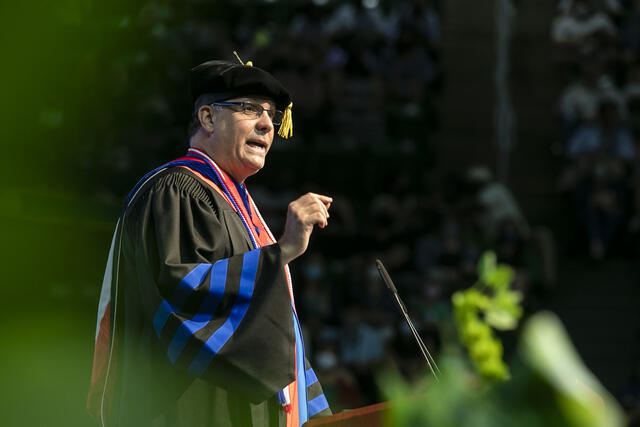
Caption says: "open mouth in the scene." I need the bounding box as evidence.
[246,140,267,151]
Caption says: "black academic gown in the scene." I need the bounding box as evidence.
[103,167,328,426]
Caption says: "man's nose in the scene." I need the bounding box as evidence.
[256,110,274,133]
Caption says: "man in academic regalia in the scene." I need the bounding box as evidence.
[87,57,333,427]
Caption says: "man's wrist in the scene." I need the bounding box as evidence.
[277,241,296,265]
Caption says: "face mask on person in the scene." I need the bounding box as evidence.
[316,350,338,371]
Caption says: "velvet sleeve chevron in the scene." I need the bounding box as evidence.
[123,170,296,404]
[305,359,332,418]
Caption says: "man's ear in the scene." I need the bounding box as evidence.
[198,105,215,133]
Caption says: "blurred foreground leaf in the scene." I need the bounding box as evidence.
[380,311,625,427]
[519,312,624,427]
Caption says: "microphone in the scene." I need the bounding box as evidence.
[375,259,440,381]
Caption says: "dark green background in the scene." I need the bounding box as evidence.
[1,2,165,425]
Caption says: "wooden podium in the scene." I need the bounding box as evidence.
[303,402,391,427]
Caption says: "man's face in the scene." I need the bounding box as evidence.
[208,96,275,183]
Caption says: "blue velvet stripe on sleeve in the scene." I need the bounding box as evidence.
[307,394,329,418]
[166,259,229,363]
[305,368,319,387]
[188,248,261,377]
[305,367,328,417]
[153,263,212,336]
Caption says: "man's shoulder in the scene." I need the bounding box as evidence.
[126,165,226,211]
[149,165,206,189]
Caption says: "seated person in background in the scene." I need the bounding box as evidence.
[562,96,636,259]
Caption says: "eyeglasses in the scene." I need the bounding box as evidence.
[212,101,284,125]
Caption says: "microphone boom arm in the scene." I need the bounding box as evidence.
[376,259,440,381]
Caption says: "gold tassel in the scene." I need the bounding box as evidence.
[278,102,293,139]
[233,51,252,67]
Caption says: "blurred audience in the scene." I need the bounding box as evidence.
[553,0,640,262]
[290,162,552,410]
[88,0,578,414]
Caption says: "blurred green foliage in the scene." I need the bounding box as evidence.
[452,252,523,382]
[0,1,167,426]
[380,312,626,427]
